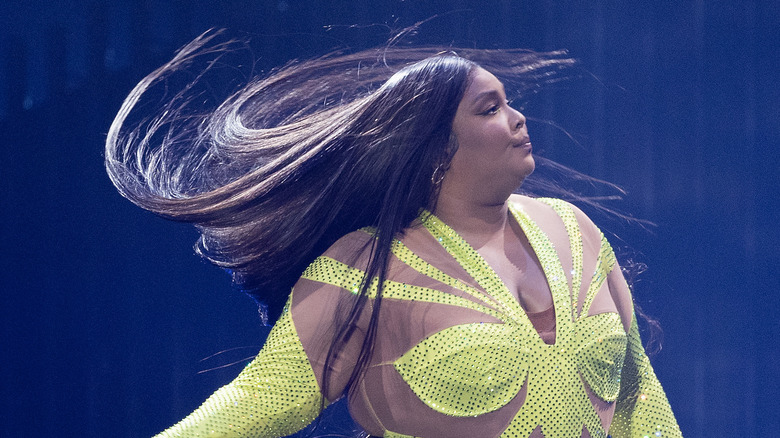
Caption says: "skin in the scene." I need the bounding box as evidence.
[432,67,634,433]
[434,65,632,326]
[443,67,535,207]
[434,67,552,312]
[295,66,636,435]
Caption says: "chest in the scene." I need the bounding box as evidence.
[474,225,566,314]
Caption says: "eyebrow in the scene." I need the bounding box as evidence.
[470,87,506,106]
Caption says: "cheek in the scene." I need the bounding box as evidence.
[449,132,496,174]
[450,133,484,166]
[456,125,505,155]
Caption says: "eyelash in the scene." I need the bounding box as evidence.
[483,105,500,115]
[483,100,512,116]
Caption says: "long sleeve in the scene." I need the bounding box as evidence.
[154,304,324,438]
[609,315,682,438]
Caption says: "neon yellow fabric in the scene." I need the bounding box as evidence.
[392,201,615,436]
[609,316,681,438]
[156,198,681,438]
[154,303,323,437]
[303,199,680,437]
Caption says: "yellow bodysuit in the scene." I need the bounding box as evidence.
[155,198,682,438]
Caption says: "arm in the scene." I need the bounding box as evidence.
[609,313,683,438]
[560,199,682,437]
[154,303,324,438]
[605,256,683,438]
[153,232,372,438]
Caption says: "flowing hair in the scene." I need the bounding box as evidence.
[105,30,580,410]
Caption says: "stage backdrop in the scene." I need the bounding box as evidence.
[1,0,778,436]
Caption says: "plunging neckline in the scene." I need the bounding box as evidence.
[420,202,574,347]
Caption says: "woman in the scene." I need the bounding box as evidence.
[106,32,681,438]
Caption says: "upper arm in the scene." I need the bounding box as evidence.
[567,203,634,332]
[289,230,374,401]
[607,259,634,333]
[290,279,367,402]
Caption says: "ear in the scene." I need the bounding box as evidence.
[444,133,459,164]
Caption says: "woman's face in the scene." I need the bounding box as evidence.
[447,67,533,192]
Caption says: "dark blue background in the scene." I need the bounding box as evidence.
[1,1,778,436]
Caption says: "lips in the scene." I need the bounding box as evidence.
[513,138,532,150]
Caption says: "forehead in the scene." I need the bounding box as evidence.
[462,68,505,101]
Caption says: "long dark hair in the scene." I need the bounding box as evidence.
[105,30,576,404]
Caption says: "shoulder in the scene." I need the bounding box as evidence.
[319,228,376,268]
[508,194,602,240]
[291,229,374,320]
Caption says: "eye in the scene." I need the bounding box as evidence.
[482,104,501,116]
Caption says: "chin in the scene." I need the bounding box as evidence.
[510,168,534,193]
[518,157,535,179]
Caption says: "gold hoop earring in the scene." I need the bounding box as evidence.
[431,163,448,185]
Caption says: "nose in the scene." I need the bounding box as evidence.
[510,107,526,131]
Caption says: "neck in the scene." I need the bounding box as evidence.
[433,189,510,239]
